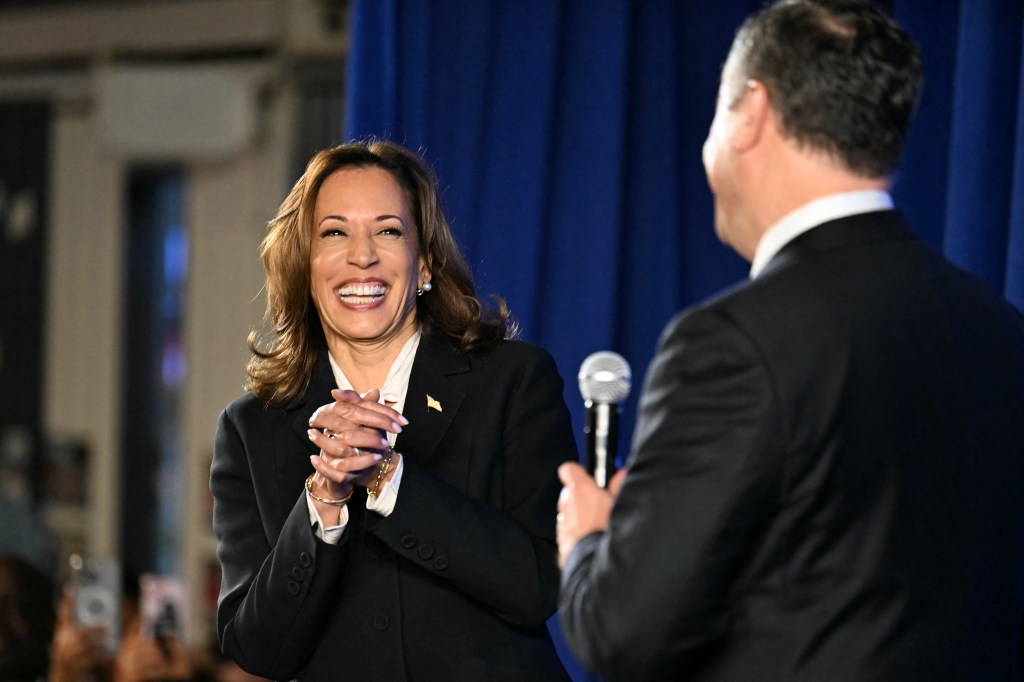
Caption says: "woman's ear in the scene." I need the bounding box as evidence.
[419,258,431,287]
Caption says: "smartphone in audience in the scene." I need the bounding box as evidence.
[139,573,188,653]
[70,554,122,655]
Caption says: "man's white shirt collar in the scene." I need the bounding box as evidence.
[749,190,894,278]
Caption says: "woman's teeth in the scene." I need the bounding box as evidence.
[336,282,387,303]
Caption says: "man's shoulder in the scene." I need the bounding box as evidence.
[665,275,787,331]
[657,258,848,355]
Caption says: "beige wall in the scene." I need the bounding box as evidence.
[1,0,344,648]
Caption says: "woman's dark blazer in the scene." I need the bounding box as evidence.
[211,330,577,681]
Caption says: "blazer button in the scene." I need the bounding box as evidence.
[372,614,390,631]
[417,544,434,560]
[433,555,449,571]
[290,566,305,582]
[400,534,417,549]
[287,580,301,596]
[299,552,313,568]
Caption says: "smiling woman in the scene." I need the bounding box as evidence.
[210,139,578,680]
[308,166,427,361]
[247,141,512,406]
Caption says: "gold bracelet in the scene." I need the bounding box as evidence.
[305,473,353,506]
[369,448,395,498]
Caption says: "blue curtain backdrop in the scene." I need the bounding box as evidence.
[343,1,1024,678]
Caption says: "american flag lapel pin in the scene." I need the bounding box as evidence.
[426,395,442,413]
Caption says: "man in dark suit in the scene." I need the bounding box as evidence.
[556,1,1024,680]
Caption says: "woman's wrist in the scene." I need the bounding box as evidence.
[368,448,398,498]
[305,473,354,505]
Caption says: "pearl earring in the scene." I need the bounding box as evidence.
[417,281,433,296]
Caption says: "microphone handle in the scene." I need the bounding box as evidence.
[584,400,619,488]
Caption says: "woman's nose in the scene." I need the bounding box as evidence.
[347,233,378,268]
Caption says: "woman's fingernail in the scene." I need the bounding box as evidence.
[379,438,390,449]
[374,453,383,461]
[307,429,318,440]
[391,422,403,433]
[398,415,410,426]
[310,455,320,465]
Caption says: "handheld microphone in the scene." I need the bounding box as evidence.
[578,351,632,488]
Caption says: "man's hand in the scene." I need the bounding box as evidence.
[556,462,627,568]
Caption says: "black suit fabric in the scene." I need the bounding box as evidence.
[559,211,1024,681]
[212,331,576,681]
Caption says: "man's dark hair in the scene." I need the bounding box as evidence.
[732,0,922,177]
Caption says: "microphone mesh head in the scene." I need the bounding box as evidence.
[578,351,632,403]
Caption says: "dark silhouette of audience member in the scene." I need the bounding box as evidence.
[0,555,57,681]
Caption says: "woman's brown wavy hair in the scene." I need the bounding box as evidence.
[246,139,514,405]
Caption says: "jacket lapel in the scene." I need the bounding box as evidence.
[288,354,338,445]
[271,355,337,508]
[280,332,471,482]
[395,332,469,465]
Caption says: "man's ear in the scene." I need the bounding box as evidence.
[732,79,771,152]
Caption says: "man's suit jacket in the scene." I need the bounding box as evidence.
[560,211,1024,681]
[212,330,576,681]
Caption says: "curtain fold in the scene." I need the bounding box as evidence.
[344,0,757,457]
[941,1,1019,288]
[1009,43,1024,306]
[343,2,1024,676]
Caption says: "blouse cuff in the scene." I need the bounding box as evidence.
[366,454,404,516]
[306,490,349,544]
